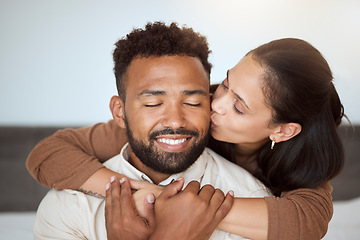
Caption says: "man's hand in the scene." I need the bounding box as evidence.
[150,179,234,240]
[105,177,155,240]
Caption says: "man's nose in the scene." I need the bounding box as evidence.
[161,105,186,129]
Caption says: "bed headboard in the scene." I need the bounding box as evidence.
[0,127,61,212]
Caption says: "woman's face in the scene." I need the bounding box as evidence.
[211,55,276,149]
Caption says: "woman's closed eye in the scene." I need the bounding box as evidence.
[233,99,244,115]
[221,78,229,90]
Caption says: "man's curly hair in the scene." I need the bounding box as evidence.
[113,21,212,101]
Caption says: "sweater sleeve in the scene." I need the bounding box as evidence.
[265,182,333,240]
[26,120,127,190]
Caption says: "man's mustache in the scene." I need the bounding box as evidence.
[149,128,199,140]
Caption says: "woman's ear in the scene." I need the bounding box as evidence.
[270,122,302,143]
[110,96,126,128]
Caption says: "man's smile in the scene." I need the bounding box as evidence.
[154,135,192,152]
[156,137,188,145]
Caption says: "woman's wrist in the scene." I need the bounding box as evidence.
[217,197,268,240]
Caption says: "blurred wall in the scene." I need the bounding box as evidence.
[1,0,359,126]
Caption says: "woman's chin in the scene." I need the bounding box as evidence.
[210,128,224,142]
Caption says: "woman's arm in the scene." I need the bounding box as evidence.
[130,180,332,240]
[217,182,333,240]
[131,180,267,239]
[218,198,268,240]
[25,120,127,191]
[264,182,333,240]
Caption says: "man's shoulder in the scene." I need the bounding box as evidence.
[103,153,123,169]
[39,189,103,210]
[203,147,248,173]
[34,189,104,239]
[202,148,272,197]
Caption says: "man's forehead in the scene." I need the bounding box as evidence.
[125,56,210,92]
[127,56,209,79]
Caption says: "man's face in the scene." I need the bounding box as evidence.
[121,56,211,176]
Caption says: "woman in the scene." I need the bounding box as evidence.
[26,38,344,239]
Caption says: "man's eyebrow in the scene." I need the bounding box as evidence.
[138,89,207,98]
[228,70,251,110]
[138,90,166,98]
[182,90,207,96]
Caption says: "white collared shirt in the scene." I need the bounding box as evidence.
[34,144,271,240]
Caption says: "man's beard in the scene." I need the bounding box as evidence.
[125,117,209,175]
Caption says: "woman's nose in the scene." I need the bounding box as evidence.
[211,93,227,115]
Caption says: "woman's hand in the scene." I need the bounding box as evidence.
[150,179,234,240]
[105,177,155,240]
[129,179,164,217]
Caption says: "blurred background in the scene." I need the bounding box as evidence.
[0,0,359,239]
[0,0,359,126]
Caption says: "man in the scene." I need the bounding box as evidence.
[34,22,270,239]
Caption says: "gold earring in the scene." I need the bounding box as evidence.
[271,140,275,150]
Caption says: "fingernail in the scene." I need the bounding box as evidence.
[110,176,116,182]
[146,194,155,204]
[106,183,110,190]
[120,178,126,184]
[228,190,234,196]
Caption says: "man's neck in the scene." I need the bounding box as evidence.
[128,148,171,185]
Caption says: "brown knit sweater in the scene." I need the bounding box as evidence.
[26,120,333,240]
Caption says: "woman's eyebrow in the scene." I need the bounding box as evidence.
[228,70,251,111]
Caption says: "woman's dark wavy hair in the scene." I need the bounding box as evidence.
[113,21,212,101]
[248,38,345,195]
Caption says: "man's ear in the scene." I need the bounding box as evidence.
[269,122,302,143]
[110,96,126,128]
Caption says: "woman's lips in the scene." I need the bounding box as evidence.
[210,114,217,128]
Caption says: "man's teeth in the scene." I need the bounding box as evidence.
[157,138,187,145]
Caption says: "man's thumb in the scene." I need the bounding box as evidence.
[144,193,156,227]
